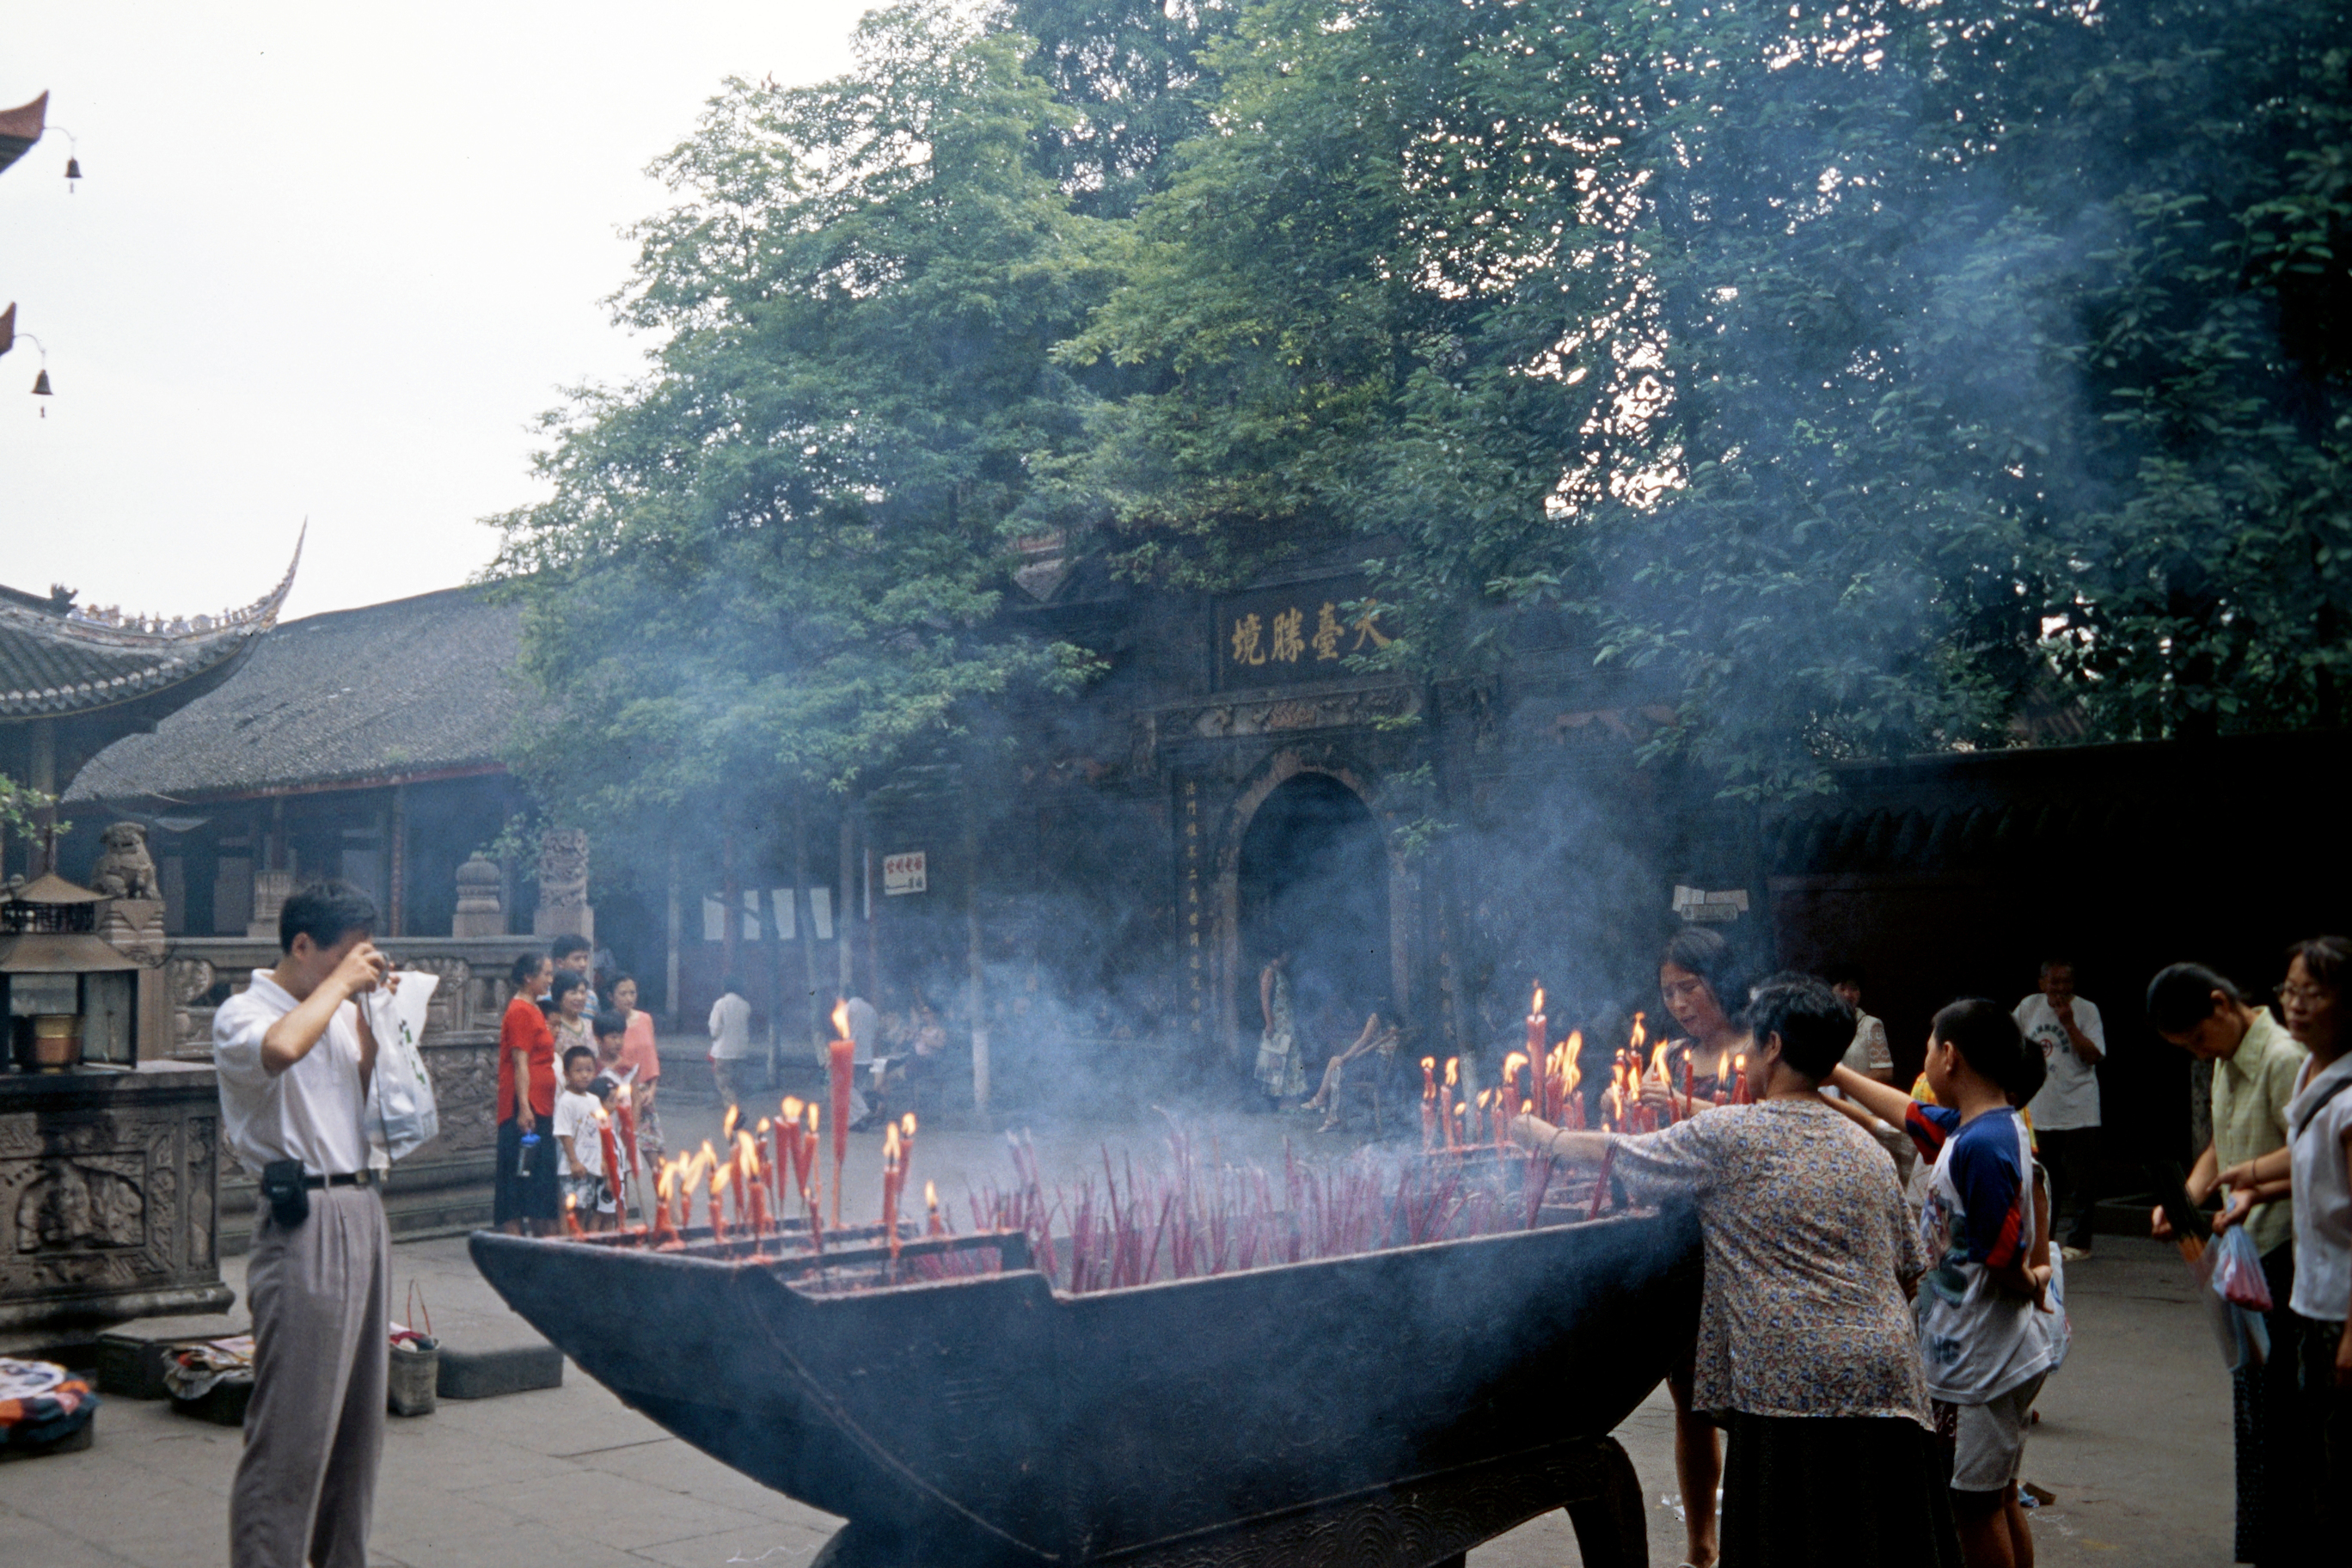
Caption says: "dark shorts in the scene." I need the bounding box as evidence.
[493,1117,560,1223]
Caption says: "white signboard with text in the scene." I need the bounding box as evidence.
[884,852,928,897]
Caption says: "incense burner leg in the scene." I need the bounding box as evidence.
[1561,1435,1648,1568]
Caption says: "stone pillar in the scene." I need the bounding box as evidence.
[451,852,505,938]
[532,828,593,941]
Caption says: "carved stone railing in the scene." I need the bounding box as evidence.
[163,934,543,1250]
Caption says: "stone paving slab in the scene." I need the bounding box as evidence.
[0,1104,2242,1567]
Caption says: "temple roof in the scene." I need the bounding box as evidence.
[0,542,298,720]
[0,92,46,178]
[67,585,525,802]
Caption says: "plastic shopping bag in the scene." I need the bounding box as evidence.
[364,971,441,1161]
[2208,1222,2275,1312]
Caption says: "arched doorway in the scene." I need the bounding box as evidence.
[1235,773,1392,1055]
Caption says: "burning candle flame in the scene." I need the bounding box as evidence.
[1629,1011,1647,1054]
[1530,983,1544,1016]
[924,1179,938,1209]
[1443,1057,1459,1088]
[901,1112,917,1138]
[710,1159,731,1196]
[1649,1041,1672,1081]
[737,1129,761,1174]
[831,999,852,1038]
[781,1095,803,1122]
[1503,1050,1528,1085]
[806,1103,820,1133]
[1717,1049,1730,1081]
[756,1116,770,1136]
[883,1121,902,1161]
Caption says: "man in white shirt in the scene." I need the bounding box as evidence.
[707,974,755,1109]
[212,881,392,1568]
[2016,959,2106,1259]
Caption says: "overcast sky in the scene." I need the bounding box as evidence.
[1,2,869,622]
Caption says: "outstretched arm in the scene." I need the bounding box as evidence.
[1509,1113,1612,1165]
[1826,1063,1915,1130]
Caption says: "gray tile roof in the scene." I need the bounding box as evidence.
[67,585,526,802]
[0,549,295,719]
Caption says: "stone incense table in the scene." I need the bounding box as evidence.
[0,1060,231,1353]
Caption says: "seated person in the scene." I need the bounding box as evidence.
[1302,1007,1403,1131]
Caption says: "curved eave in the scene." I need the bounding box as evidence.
[0,91,47,178]
[0,526,302,720]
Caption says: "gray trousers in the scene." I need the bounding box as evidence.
[231,1185,389,1568]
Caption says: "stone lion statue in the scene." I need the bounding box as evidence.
[90,821,162,901]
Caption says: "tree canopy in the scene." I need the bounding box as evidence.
[493,0,2352,814]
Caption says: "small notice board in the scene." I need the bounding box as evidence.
[883,852,928,897]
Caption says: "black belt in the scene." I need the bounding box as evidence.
[303,1170,381,1190]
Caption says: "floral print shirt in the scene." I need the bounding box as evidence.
[1610,1097,1932,1426]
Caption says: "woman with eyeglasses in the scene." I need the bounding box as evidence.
[2217,935,2352,1548]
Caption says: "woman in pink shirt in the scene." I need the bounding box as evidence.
[608,976,665,1165]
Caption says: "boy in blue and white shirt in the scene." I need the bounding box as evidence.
[1832,998,2058,1568]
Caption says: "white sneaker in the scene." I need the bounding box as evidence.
[2061,1244,2091,1262]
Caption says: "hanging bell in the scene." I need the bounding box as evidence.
[64,155,82,191]
[32,368,52,395]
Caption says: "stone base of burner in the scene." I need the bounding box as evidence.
[808,1434,1648,1568]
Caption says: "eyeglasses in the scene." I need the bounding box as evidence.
[2275,983,2332,1007]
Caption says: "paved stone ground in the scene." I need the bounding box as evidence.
[0,1100,2236,1567]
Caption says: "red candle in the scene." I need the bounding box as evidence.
[1732,1053,1749,1105]
[828,1025,854,1228]
[880,1121,903,1263]
[707,1167,729,1242]
[595,1111,624,1225]
[747,1172,771,1238]
[1419,1057,1439,1151]
[767,1115,787,1213]
[1523,985,1546,1106]
[897,1113,918,1224]
[802,1106,822,1223]
[651,1162,678,1246]
[1682,1050,1695,1121]
[925,1179,946,1238]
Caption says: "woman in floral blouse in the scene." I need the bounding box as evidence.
[1515,975,1957,1567]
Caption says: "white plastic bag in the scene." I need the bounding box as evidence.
[364,971,441,1161]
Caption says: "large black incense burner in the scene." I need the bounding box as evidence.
[471,1188,1700,1568]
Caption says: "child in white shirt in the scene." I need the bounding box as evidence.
[552,1046,608,1228]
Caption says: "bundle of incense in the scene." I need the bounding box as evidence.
[880,1122,904,1263]
[1587,1140,1618,1220]
[1419,1057,1440,1150]
[1522,1149,1553,1229]
[562,1192,586,1238]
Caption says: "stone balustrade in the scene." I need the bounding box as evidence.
[162,934,545,1251]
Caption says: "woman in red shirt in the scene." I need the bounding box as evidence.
[495,952,558,1235]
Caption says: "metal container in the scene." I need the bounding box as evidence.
[13,1014,82,1073]
[471,1196,1699,1568]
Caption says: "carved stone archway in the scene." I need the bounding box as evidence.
[1214,750,1416,1063]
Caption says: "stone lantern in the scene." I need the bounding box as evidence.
[1,873,142,1072]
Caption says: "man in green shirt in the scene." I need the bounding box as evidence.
[2148,962,2309,1565]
